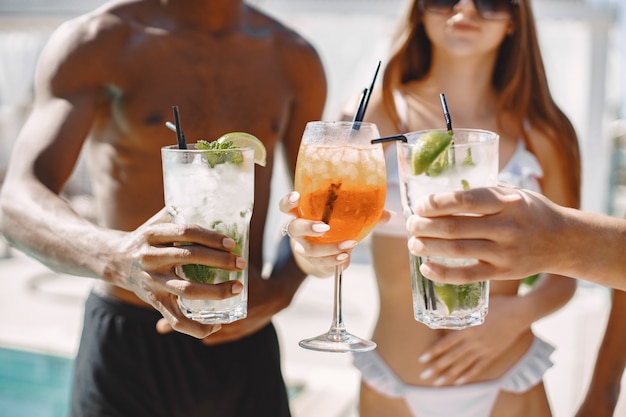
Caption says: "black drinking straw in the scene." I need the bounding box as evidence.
[371,134,407,144]
[352,60,382,127]
[320,61,383,225]
[172,105,187,149]
[354,60,381,123]
[439,92,455,164]
[421,93,455,307]
[439,93,453,134]
[352,88,368,124]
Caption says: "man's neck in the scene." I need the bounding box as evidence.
[159,0,246,33]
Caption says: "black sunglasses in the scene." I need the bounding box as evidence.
[420,0,518,20]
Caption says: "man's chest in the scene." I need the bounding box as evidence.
[99,35,294,145]
[101,79,291,155]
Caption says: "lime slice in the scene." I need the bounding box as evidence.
[425,146,450,176]
[411,131,453,175]
[433,284,458,314]
[217,132,267,167]
[433,282,483,313]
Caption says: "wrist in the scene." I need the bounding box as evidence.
[555,205,606,281]
[268,236,307,304]
[277,254,308,284]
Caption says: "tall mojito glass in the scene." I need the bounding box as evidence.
[161,144,255,324]
[397,129,499,329]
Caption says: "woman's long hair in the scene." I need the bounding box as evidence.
[382,0,581,207]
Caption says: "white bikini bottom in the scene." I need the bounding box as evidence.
[353,337,554,417]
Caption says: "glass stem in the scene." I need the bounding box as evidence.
[329,264,346,335]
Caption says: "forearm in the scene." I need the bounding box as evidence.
[588,290,626,387]
[511,274,577,329]
[268,235,308,308]
[0,182,122,280]
[559,207,626,290]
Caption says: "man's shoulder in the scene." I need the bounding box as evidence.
[43,22,109,66]
[35,1,139,88]
[53,1,140,51]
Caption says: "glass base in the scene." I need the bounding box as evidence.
[414,309,487,330]
[298,329,376,353]
[178,297,247,324]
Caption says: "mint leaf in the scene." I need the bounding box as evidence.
[196,140,243,168]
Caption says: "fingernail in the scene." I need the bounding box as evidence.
[312,223,330,233]
[411,239,429,258]
[289,192,300,203]
[236,257,247,269]
[223,237,236,249]
[414,197,428,213]
[419,368,433,380]
[454,377,466,385]
[336,253,348,261]
[418,352,431,363]
[231,281,244,294]
[433,377,446,386]
[405,216,415,232]
[338,240,358,250]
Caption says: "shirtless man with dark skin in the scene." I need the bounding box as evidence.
[0,1,332,415]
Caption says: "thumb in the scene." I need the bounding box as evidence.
[156,318,174,334]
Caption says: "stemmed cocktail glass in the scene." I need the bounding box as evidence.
[294,121,386,352]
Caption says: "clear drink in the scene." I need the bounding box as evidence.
[161,144,255,324]
[397,129,499,329]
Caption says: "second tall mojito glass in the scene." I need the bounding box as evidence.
[397,129,499,329]
[161,144,255,324]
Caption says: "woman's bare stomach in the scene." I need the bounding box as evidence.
[371,282,534,387]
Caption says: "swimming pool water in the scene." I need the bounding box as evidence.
[0,346,303,416]
[0,347,73,417]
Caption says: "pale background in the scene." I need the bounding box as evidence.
[0,0,625,416]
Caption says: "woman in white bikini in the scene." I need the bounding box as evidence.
[346,0,580,416]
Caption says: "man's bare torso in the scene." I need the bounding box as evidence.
[77,2,306,305]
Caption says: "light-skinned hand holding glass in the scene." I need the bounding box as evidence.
[406,185,626,290]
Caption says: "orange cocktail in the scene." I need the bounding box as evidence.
[295,143,386,243]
